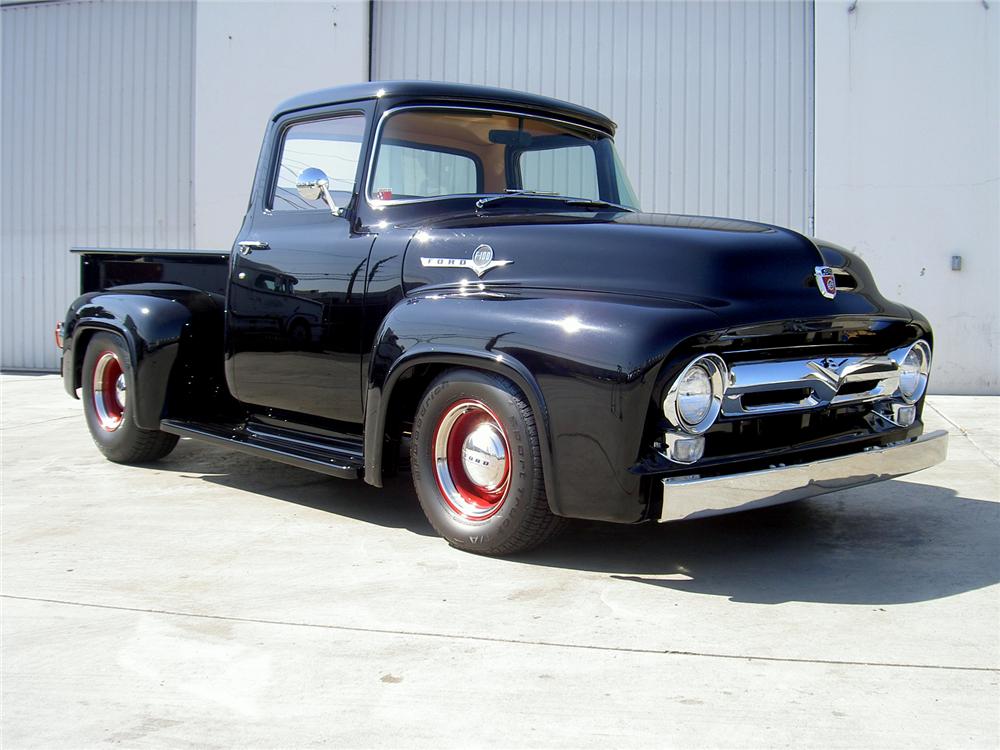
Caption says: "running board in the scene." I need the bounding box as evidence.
[160,419,364,480]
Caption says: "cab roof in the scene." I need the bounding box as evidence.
[271,80,617,135]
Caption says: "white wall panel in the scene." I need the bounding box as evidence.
[192,1,371,250]
[371,0,814,231]
[1,0,196,371]
[815,1,999,394]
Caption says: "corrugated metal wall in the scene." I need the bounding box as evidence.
[0,0,814,371]
[371,0,814,230]
[1,0,196,371]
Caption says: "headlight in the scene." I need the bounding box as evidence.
[678,366,712,423]
[663,354,728,434]
[896,340,931,403]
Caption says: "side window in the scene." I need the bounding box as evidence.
[272,114,366,211]
[254,274,279,291]
[371,143,478,200]
[519,145,600,201]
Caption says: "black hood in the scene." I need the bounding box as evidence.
[399,210,912,328]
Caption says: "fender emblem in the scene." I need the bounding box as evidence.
[421,244,513,278]
[814,266,838,299]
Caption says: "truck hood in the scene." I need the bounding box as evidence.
[400,210,912,327]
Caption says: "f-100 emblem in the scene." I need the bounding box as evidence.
[814,266,838,299]
[421,244,513,278]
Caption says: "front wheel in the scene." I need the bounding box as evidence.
[410,369,564,555]
[81,333,178,463]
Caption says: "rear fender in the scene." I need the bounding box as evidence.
[63,286,228,430]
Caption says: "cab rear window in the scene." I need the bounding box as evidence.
[371,143,479,201]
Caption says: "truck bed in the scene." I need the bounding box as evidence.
[73,247,230,296]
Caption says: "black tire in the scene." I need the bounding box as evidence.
[410,368,565,555]
[81,333,179,463]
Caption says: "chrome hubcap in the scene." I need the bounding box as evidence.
[115,373,127,409]
[432,400,511,520]
[92,351,125,431]
[461,423,507,491]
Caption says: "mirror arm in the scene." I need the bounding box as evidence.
[318,184,342,217]
[295,167,343,217]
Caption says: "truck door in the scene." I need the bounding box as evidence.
[228,105,375,424]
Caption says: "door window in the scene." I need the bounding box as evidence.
[272,114,366,211]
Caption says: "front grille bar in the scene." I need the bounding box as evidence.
[721,355,900,417]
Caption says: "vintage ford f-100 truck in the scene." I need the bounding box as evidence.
[59,81,947,554]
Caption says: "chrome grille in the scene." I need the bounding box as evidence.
[721,355,900,417]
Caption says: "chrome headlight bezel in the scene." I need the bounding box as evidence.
[891,339,931,404]
[663,354,729,434]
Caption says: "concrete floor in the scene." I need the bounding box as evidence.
[2,374,998,748]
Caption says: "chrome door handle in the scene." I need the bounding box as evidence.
[238,240,270,255]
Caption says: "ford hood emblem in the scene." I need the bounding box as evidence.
[814,266,837,299]
[421,244,514,278]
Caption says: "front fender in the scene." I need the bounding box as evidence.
[63,285,226,430]
[365,289,723,522]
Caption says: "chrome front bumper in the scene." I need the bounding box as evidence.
[659,430,948,522]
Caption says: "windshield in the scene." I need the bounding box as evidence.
[368,108,640,210]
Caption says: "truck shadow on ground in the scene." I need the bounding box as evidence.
[160,439,436,537]
[522,481,1000,605]
[159,439,998,606]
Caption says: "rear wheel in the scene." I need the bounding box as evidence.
[81,333,178,463]
[410,368,564,555]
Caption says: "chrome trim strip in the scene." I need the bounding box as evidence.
[659,430,948,522]
[363,104,613,211]
[722,354,901,417]
[70,246,228,257]
[420,244,514,277]
[831,268,857,291]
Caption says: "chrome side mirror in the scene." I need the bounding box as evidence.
[296,167,342,216]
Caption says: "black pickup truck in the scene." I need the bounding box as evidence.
[59,81,947,555]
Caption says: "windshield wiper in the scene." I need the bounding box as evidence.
[562,199,636,213]
[475,190,558,209]
[475,190,635,213]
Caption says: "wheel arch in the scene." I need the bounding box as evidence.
[69,319,183,431]
[69,322,140,394]
[364,346,558,512]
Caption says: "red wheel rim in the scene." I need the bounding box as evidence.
[431,399,511,520]
[92,351,126,431]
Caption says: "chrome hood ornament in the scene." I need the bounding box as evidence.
[814,266,837,299]
[421,244,513,278]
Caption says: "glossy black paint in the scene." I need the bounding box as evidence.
[223,101,378,426]
[62,82,935,525]
[228,212,374,423]
[395,211,915,325]
[272,80,616,135]
[363,289,722,521]
[62,279,232,430]
[360,228,927,521]
[78,249,231,296]
[355,199,930,521]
